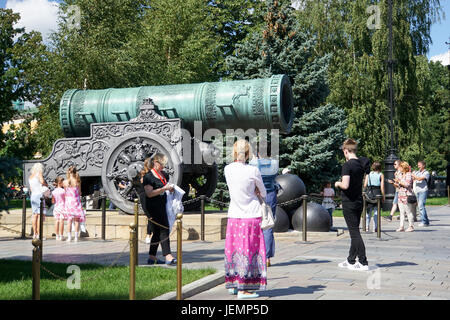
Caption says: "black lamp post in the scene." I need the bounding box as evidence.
[383,0,399,211]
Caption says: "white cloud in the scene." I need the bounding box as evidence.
[6,0,59,42]
[430,50,450,66]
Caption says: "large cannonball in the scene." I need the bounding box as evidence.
[275,173,306,212]
[292,202,331,232]
[273,206,290,232]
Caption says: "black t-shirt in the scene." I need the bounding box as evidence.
[143,171,169,221]
[341,157,370,202]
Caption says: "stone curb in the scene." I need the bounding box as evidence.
[152,270,225,300]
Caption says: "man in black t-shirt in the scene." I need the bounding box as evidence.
[335,139,370,271]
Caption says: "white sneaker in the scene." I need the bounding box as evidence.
[348,261,369,271]
[338,260,352,268]
[66,235,72,242]
[74,237,78,243]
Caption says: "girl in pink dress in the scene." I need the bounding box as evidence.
[64,166,85,242]
[52,177,66,241]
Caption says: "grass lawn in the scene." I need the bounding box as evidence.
[0,259,216,300]
[426,197,449,206]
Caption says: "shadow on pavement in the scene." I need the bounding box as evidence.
[259,285,326,298]
[274,259,331,267]
[375,261,418,268]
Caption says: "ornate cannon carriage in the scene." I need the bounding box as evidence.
[23,75,294,213]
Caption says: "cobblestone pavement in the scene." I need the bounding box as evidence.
[0,205,449,300]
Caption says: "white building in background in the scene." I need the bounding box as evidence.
[2,100,38,134]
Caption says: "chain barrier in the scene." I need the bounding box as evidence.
[0,214,33,236]
[40,241,130,282]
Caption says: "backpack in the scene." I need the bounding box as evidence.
[427,172,435,189]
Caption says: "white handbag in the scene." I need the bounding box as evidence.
[258,195,275,230]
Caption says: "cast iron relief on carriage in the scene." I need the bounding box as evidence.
[23,75,294,214]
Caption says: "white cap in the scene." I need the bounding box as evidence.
[282,168,291,175]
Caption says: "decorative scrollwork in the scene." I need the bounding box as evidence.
[131,98,168,122]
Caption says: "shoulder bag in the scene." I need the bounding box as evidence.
[257,194,275,230]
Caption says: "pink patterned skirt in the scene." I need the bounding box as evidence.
[53,203,67,220]
[64,187,86,223]
[224,217,267,291]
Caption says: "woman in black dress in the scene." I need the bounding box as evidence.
[142,153,176,265]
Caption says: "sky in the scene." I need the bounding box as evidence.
[0,0,449,64]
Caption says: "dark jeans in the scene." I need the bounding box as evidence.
[148,220,171,257]
[342,200,368,265]
[326,208,333,227]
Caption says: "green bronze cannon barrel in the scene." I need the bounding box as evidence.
[60,74,294,137]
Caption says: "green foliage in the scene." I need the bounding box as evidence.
[281,104,347,190]
[225,0,347,191]
[128,0,222,85]
[0,117,37,160]
[0,9,23,145]
[13,0,226,157]
[0,157,22,210]
[0,9,37,208]
[296,0,446,174]
[209,0,267,76]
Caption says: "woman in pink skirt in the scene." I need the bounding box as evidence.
[224,140,267,299]
[64,166,85,242]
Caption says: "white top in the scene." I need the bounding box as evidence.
[224,162,267,219]
[322,187,335,209]
[29,176,43,195]
[414,169,430,193]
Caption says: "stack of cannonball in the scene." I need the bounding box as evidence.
[273,173,331,232]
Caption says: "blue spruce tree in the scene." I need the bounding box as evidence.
[225,0,347,191]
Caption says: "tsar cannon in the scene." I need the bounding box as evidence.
[23,75,294,213]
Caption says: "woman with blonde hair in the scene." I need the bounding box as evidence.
[64,166,85,242]
[29,163,46,239]
[143,153,176,265]
[394,161,415,232]
[224,139,267,299]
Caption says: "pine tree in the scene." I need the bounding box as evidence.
[225,0,347,191]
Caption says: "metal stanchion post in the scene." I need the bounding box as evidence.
[302,195,308,242]
[21,194,27,239]
[200,195,206,241]
[101,194,106,240]
[376,195,382,239]
[362,195,367,232]
[32,239,41,300]
[176,213,183,300]
[134,199,139,266]
[219,190,224,211]
[129,223,136,300]
[39,197,44,261]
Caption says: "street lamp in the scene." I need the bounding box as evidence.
[383,0,399,211]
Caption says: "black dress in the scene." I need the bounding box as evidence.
[142,171,171,257]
